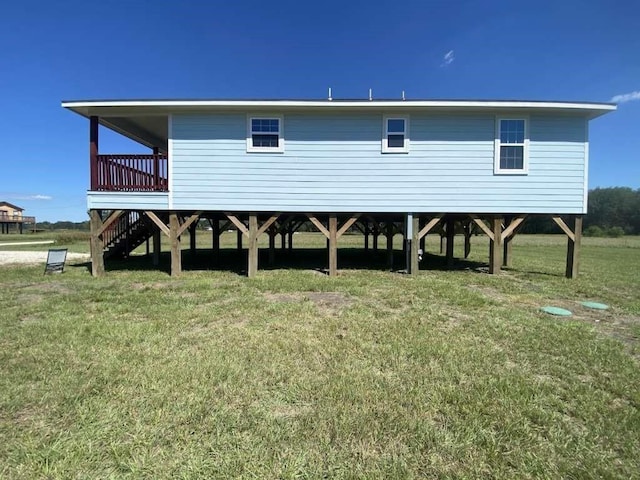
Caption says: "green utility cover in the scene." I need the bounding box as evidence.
[540,306,572,316]
[581,301,609,310]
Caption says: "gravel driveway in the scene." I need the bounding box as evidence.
[0,251,90,266]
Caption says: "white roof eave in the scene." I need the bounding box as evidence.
[61,99,617,120]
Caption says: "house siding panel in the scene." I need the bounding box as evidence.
[87,192,169,210]
[170,113,586,213]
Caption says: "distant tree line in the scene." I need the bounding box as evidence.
[36,187,639,237]
[37,220,90,231]
[520,187,640,236]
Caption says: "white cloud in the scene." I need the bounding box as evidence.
[3,194,53,201]
[441,50,455,67]
[610,91,640,104]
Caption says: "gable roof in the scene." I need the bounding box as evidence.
[0,201,24,211]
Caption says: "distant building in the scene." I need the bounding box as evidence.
[0,202,35,234]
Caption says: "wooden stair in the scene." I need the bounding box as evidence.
[103,211,166,259]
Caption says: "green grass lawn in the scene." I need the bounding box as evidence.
[0,231,90,253]
[1,233,639,478]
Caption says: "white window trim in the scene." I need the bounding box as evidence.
[247,114,284,153]
[382,115,410,153]
[494,117,529,174]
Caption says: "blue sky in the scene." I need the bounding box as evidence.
[0,0,638,222]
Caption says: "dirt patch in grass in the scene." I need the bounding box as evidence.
[14,282,72,306]
[264,291,353,314]
[269,403,313,419]
[36,282,72,294]
[10,406,40,426]
[442,311,473,331]
[16,293,46,305]
[304,292,352,310]
[19,315,44,324]
[13,281,71,294]
[264,293,300,303]
[465,284,505,302]
[130,281,175,291]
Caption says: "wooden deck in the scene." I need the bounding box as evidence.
[0,214,36,234]
[0,215,36,223]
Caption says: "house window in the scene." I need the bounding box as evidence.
[247,116,284,152]
[382,116,409,153]
[495,118,528,174]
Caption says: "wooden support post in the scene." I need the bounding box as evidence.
[89,209,105,277]
[501,215,527,268]
[124,213,130,258]
[503,235,513,267]
[566,215,583,279]
[386,223,394,271]
[170,213,181,276]
[212,219,220,265]
[373,225,379,251]
[410,215,419,275]
[152,229,161,266]
[440,234,445,254]
[364,222,369,251]
[89,116,99,191]
[464,222,471,259]
[446,218,455,267]
[281,231,286,250]
[236,228,242,252]
[268,226,276,267]
[502,216,512,267]
[189,222,197,254]
[288,229,294,252]
[489,217,503,274]
[328,214,338,276]
[248,214,258,277]
[152,146,159,188]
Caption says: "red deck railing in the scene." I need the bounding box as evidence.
[91,154,168,191]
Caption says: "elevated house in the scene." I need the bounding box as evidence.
[62,98,615,277]
[0,202,36,234]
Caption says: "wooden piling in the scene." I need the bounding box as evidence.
[446,217,455,267]
[410,215,419,275]
[152,229,161,266]
[170,213,181,276]
[89,209,105,277]
[248,214,258,277]
[566,215,583,279]
[489,217,503,274]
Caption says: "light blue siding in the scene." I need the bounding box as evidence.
[87,191,169,210]
[170,113,587,213]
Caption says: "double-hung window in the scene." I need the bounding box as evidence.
[495,118,528,174]
[382,116,409,153]
[247,116,284,152]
